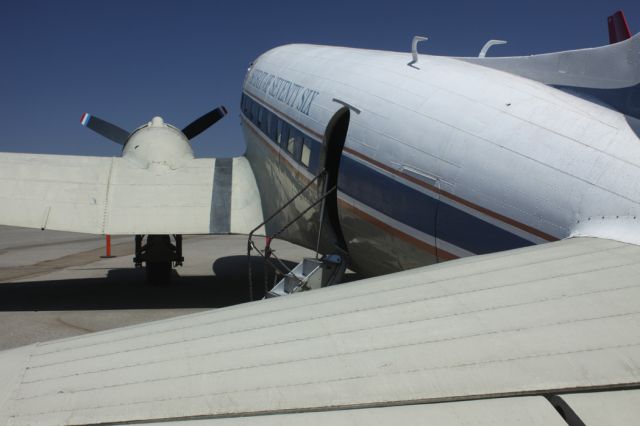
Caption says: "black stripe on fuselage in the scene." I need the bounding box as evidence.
[210,158,233,234]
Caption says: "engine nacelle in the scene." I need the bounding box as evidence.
[122,116,194,169]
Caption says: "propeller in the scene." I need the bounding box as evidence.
[181,106,228,140]
[80,105,227,144]
[80,113,130,145]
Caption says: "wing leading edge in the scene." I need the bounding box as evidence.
[0,153,264,235]
[1,237,639,424]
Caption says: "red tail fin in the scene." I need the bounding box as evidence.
[608,10,632,44]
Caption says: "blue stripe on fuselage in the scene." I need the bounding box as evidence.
[338,155,437,237]
[436,202,533,254]
[242,91,534,255]
[338,154,534,254]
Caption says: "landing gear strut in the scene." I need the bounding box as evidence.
[134,234,183,284]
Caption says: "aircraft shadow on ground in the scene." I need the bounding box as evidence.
[0,256,299,311]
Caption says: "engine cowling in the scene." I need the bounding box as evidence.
[122,116,194,170]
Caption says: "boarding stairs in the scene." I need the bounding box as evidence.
[265,255,346,298]
[247,169,348,300]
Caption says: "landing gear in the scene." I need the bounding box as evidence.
[134,234,183,284]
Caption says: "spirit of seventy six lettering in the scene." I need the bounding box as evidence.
[247,69,319,116]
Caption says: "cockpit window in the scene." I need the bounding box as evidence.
[242,95,251,115]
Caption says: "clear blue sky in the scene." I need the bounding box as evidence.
[1,0,639,158]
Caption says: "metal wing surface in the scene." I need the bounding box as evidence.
[1,237,639,425]
[0,153,264,235]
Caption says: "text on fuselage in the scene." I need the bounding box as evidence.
[247,68,319,116]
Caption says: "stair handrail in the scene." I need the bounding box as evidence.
[247,169,331,301]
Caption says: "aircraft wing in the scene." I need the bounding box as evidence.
[1,236,639,425]
[0,152,264,235]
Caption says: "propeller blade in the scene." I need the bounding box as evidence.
[80,113,130,145]
[182,106,228,140]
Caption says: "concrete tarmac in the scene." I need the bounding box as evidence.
[0,226,318,350]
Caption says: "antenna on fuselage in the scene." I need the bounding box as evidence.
[478,39,507,58]
[408,36,428,67]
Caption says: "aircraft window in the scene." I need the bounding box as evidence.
[287,128,297,155]
[248,97,254,115]
[268,113,278,141]
[294,133,303,160]
[257,106,264,129]
[301,141,311,167]
[287,128,302,159]
[276,120,283,144]
[263,110,271,135]
[243,96,250,117]
[280,122,290,148]
[250,101,259,123]
[262,109,271,133]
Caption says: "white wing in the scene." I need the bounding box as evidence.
[1,237,639,425]
[0,153,264,235]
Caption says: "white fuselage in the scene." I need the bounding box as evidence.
[241,44,640,276]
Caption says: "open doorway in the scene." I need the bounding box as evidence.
[321,107,350,250]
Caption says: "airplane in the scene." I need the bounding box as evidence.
[0,9,639,425]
